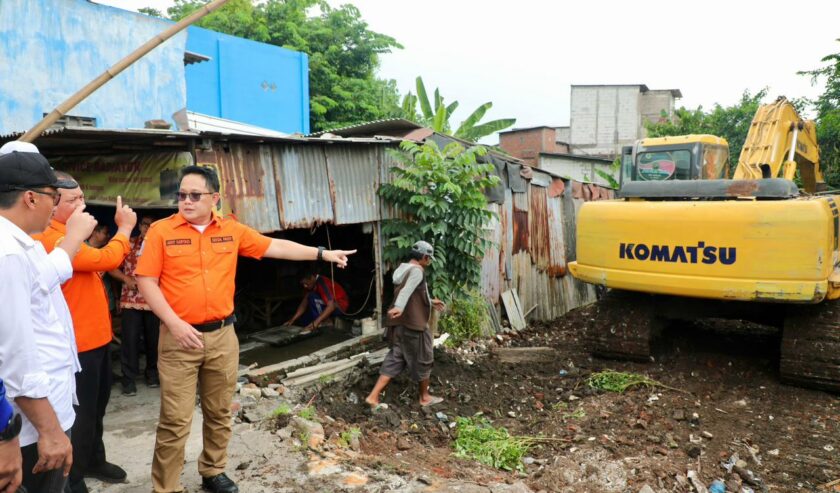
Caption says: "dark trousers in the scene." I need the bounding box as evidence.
[120,308,159,385]
[68,344,111,488]
[19,430,71,493]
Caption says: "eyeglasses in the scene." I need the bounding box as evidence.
[177,191,214,202]
[15,188,60,206]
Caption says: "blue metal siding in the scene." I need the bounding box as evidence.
[185,27,310,134]
[0,0,187,133]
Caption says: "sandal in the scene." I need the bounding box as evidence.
[420,396,444,407]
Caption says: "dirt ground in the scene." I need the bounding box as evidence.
[313,304,839,492]
[94,301,838,492]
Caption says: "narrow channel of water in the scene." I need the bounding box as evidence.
[238,327,355,367]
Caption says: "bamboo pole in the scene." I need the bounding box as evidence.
[19,0,232,143]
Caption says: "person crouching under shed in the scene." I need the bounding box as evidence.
[283,269,350,334]
[365,240,446,409]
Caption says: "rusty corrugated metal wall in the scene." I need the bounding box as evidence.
[486,167,610,322]
[202,139,613,323]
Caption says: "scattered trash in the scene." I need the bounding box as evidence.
[347,392,359,404]
[722,453,739,473]
[708,479,725,493]
[825,444,835,452]
[435,412,448,422]
[558,369,568,377]
[768,449,779,456]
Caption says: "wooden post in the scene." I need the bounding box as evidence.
[373,221,383,333]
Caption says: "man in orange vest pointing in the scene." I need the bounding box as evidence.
[34,174,136,493]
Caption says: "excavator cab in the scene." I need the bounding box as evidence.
[620,134,729,186]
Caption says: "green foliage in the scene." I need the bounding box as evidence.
[439,289,489,347]
[800,39,840,188]
[164,0,403,132]
[318,374,333,385]
[645,89,768,177]
[297,406,317,420]
[138,7,162,16]
[338,427,361,447]
[401,77,516,142]
[587,370,666,393]
[271,402,292,416]
[380,140,499,301]
[594,158,621,189]
[453,415,533,472]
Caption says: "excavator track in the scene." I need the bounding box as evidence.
[589,290,660,362]
[781,300,840,392]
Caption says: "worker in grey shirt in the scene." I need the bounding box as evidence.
[366,241,446,409]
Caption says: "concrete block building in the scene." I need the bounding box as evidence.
[568,84,681,158]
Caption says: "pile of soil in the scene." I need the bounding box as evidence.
[316,305,839,492]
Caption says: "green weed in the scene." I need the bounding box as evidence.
[338,427,362,448]
[587,370,682,393]
[453,416,533,472]
[298,406,317,421]
[271,403,292,417]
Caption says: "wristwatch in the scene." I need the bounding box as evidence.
[316,246,325,261]
[0,413,21,442]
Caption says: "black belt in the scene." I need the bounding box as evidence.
[193,314,236,333]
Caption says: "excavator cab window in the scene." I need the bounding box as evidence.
[636,150,692,181]
[701,144,729,179]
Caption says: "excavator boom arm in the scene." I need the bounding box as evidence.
[733,97,823,192]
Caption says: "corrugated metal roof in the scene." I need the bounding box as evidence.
[274,145,334,228]
[325,145,381,225]
[199,143,282,233]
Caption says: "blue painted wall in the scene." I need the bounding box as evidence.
[185,27,310,134]
[0,0,187,133]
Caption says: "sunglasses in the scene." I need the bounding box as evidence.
[16,188,61,206]
[177,191,214,202]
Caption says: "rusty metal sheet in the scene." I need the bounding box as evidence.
[548,178,565,198]
[528,186,550,271]
[198,144,282,233]
[273,145,334,228]
[503,188,513,281]
[546,194,567,277]
[325,145,381,225]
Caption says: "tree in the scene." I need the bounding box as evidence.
[160,0,403,132]
[379,140,499,302]
[645,89,768,177]
[401,77,516,142]
[800,39,840,189]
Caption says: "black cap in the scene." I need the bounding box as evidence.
[0,151,77,192]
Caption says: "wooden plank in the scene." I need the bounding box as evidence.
[281,359,363,387]
[501,289,526,331]
[492,347,557,364]
[284,353,368,379]
[511,290,525,325]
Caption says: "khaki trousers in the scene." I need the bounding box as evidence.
[151,324,239,493]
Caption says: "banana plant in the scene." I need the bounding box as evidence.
[401,76,515,142]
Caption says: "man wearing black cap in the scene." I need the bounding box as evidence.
[0,147,97,492]
[366,240,446,409]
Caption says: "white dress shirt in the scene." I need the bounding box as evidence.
[0,215,79,446]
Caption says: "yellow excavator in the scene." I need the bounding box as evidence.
[568,96,839,392]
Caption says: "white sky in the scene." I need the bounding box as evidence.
[95,0,840,140]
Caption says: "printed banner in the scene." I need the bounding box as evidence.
[50,152,197,207]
